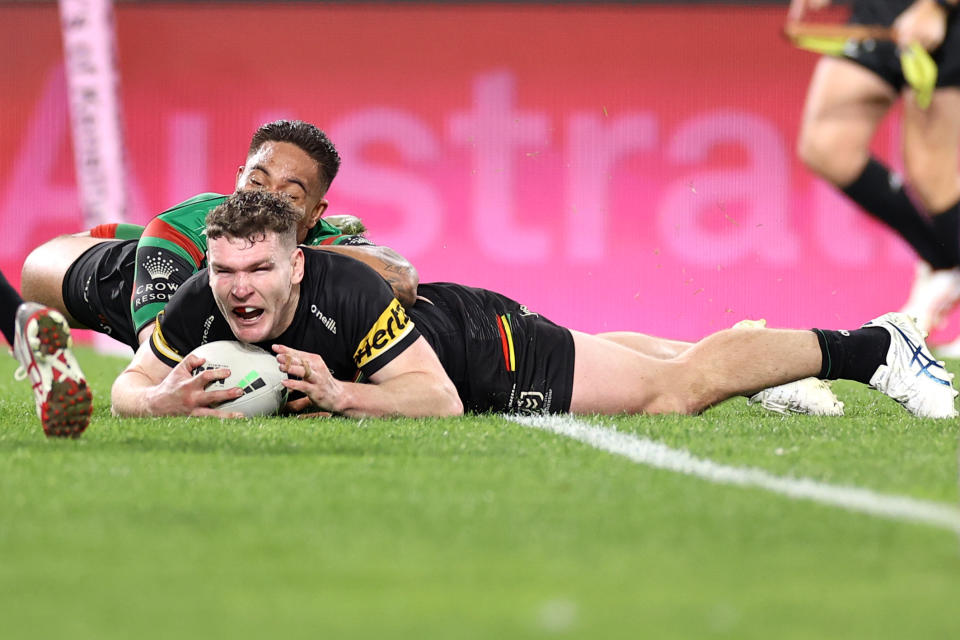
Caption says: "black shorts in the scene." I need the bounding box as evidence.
[62,239,139,351]
[410,283,575,415]
[845,1,960,90]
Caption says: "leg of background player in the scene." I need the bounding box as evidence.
[901,87,960,340]
[799,57,948,269]
[798,56,960,335]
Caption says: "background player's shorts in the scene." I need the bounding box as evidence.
[844,0,960,90]
[411,284,575,414]
[62,239,139,351]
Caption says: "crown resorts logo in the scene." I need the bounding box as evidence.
[144,253,177,280]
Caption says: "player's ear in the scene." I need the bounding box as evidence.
[306,198,328,228]
[290,248,304,285]
[234,165,245,188]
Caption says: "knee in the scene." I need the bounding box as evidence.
[797,127,867,186]
[796,124,831,175]
[797,132,843,182]
[20,236,75,302]
[20,244,48,299]
[645,389,712,416]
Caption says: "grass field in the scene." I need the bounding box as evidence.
[1,346,959,639]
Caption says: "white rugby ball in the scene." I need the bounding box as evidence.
[189,340,288,417]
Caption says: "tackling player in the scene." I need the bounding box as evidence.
[19,120,418,351]
[111,191,959,420]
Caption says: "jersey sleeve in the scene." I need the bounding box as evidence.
[148,309,188,368]
[131,230,203,334]
[130,196,223,334]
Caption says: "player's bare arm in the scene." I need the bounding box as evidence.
[894,0,951,50]
[274,337,462,418]
[308,244,419,308]
[111,344,244,418]
[787,0,832,23]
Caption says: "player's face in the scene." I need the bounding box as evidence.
[235,141,329,242]
[207,232,305,344]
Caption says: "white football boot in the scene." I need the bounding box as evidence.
[899,261,960,335]
[734,319,845,416]
[13,302,92,437]
[863,312,958,418]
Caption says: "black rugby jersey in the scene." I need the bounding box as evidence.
[150,249,419,381]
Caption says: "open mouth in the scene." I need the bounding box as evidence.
[233,306,264,322]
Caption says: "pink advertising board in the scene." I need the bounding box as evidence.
[0,4,923,344]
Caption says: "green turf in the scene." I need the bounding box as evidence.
[1,347,958,639]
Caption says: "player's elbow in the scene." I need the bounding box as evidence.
[395,279,419,309]
[109,376,137,417]
[427,377,463,416]
[384,249,419,308]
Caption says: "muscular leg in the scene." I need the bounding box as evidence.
[799,57,948,264]
[20,233,116,327]
[903,87,960,218]
[896,88,960,334]
[798,57,894,185]
[569,328,822,415]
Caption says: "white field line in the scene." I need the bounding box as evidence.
[507,414,960,532]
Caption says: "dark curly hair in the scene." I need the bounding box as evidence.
[206,191,300,246]
[248,119,341,194]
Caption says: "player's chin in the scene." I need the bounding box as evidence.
[227,316,273,344]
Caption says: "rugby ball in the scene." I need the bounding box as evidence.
[189,340,288,417]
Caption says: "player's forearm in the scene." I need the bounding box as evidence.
[311,245,419,307]
[331,372,463,418]
[110,370,158,417]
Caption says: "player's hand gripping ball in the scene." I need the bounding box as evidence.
[189,341,288,417]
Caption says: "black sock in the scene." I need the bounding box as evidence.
[842,157,949,268]
[930,200,960,268]
[0,269,24,346]
[812,327,891,384]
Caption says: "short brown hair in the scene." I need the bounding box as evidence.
[206,191,300,247]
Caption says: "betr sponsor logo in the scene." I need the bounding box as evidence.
[353,299,412,367]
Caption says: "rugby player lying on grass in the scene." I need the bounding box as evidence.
[111,191,959,420]
[13,119,844,419]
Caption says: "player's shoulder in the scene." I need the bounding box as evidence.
[302,248,389,293]
[157,193,228,218]
[170,266,213,302]
[303,246,378,273]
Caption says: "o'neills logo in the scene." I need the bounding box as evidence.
[353,299,413,368]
